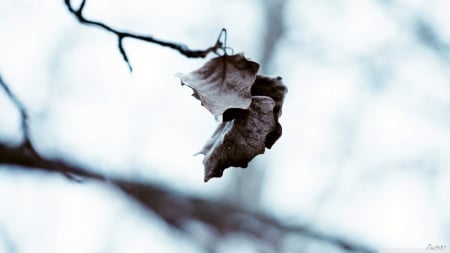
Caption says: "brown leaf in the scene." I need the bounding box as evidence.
[176,53,260,118]
[251,75,287,148]
[252,75,287,120]
[198,96,277,182]
[222,75,288,148]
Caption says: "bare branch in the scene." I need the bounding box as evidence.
[0,142,374,253]
[0,143,105,181]
[63,0,224,71]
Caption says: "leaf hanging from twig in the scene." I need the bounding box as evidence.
[176,53,287,182]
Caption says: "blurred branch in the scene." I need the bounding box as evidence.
[0,143,105,181]
[120,180,375,253]
[0,142,374,253]
[379,1,450,62]
[63,0,224,71]
[260,0,288,72]
[414,17,450,60]
[0,227,17,253]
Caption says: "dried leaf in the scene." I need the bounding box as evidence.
[176,53,260,117]
[252,75,287,120]
[221,75,287,148]
[176,53,287,182]
[198,96,277,182]
[251,75,287,148]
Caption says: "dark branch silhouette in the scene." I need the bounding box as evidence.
[63,0,224,71]
[0,144,374,253]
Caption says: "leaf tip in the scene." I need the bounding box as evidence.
[203,166,224,183]
[203,167,220,183]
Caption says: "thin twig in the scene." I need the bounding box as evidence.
[118,36,133,72]
[0,75,38,157]
[63,0,224,71]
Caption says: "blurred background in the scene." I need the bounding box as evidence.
[1,0,449,252]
